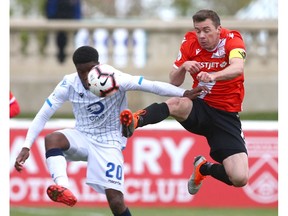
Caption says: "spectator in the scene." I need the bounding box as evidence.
[45,0,82,63]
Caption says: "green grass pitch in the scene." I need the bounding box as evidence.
[10,207,277,216]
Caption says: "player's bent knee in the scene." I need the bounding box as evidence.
[45,132,69,150]
[166,97,182,108]
[231,174,249,187]
[166,97,192,118]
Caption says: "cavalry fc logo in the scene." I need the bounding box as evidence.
[243,137,278,204]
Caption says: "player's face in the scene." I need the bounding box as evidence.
[194,19,221,51]
[76,62,98,90]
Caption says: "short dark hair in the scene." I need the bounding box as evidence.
[72,46,99,65]
[192,10,221,27]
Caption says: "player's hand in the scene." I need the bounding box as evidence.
[183,61,202,74]
[14,147,30,172]
[196,71,215,83]
[183,86,210,100]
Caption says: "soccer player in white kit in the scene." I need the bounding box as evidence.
[14,46,207,216]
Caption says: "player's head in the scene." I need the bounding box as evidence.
[192,10,222,51]
[73,46,100,90]
[193,10,221,28]
[73,46,99,65]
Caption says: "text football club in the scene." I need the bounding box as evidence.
[10,120,277,207]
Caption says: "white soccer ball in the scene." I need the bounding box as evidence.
[88,66,119,97]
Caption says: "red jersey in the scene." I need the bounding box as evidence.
[10,91,21,118]
[174,28,246,112]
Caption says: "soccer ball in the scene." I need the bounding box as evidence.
[88,66,119,97]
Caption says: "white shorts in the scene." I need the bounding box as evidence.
[58,128,125,194]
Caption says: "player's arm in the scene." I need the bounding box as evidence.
[14,80,68,172]
[124,75,186,97]
[169,65,187,86]
[14,101,57,172]
[14,102,56,172]
[197,48,246,83]
[169,34,202,86]
[170,61,202,86]
[120,74,208,99]
[213,57,244,81]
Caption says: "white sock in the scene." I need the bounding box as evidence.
[46,155,69,188]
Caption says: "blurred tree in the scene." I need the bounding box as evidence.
[82,0,143,18]
[172,0,253,17]
[10,0,254,19]
[10,0,46,18]
[172,0,194,16]
[198,0,253,16]
[11,0,47,55]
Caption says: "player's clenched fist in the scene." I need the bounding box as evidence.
[196,71,215,83]
[183,85,210,100]
[183,61,202,74]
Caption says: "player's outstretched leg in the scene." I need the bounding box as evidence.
[47,185,77,207]
[188,156,207,195]
[120,109,145,138]
[120,103,170,138]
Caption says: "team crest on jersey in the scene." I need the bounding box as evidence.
[212,39,226,58]
[212,48,226,58]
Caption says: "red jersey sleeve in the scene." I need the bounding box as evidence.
[225,30,246,56]
[10,92,21,118]
[174,32,197,68]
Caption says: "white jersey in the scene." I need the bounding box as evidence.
[23,64,186,149]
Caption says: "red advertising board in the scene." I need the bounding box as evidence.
[10,120,278,207]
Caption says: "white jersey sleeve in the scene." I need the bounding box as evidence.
[113,70,186,97]
[97,64,186,96]
[22,76,70,149]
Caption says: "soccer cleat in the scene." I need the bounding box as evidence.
[47,185,77,207]
[120,109,145,138]
[187,155,207,195]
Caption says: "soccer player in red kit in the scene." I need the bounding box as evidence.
[120,9,248,195]
[10,91,20,118]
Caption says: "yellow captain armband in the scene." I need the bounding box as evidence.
[229,48,246,61]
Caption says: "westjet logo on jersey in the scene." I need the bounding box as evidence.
[87,101,105,121]
[200,61,227,70]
